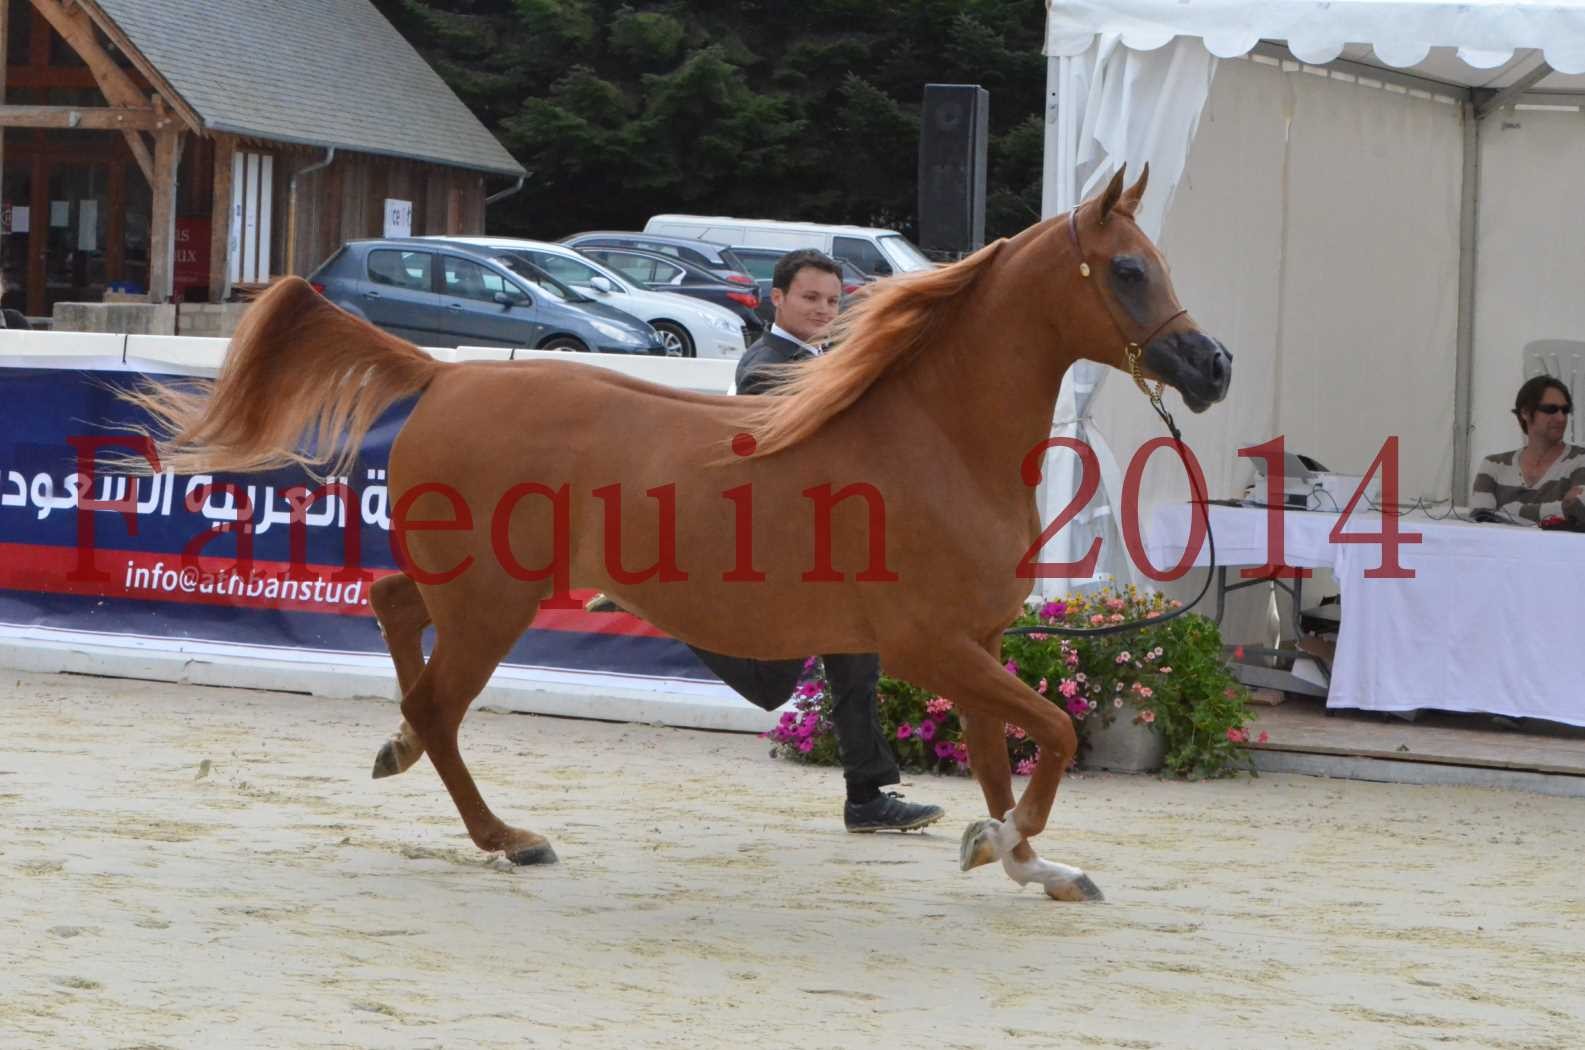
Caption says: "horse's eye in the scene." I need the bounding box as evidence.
[1112,257,1146,283]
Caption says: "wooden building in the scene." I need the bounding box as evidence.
[0,0,525,317]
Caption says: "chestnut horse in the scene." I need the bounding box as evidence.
[126,166,1230,900]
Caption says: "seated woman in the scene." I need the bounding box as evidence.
[1471,375,1585,524]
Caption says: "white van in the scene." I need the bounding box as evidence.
[643,214,935,278]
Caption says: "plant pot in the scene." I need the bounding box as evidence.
[1080,711,1166,774]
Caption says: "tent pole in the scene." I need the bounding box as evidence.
[1452,102,1480,502]
[1042,54,1062,219]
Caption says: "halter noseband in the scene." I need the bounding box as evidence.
[1067,204,1187,412]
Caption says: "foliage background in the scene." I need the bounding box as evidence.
[372,0,1050,244]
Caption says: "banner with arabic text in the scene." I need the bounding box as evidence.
[0,364,714,683]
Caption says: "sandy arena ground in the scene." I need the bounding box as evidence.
[1,669,1582,1049]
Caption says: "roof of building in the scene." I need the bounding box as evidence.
[90,0,525,177]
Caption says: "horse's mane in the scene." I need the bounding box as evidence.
[740,237,1008,457]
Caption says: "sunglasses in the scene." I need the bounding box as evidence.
[1534,404,1573,416]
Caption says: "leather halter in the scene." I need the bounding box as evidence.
[1067,202,1188,410]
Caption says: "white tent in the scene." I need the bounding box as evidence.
[1036,0,1585,596]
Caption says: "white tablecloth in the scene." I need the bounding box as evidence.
[1147,504,1585,726]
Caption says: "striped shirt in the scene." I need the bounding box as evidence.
[1470,444,1585,523]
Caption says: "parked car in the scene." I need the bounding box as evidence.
[730,246,874,325]
[560,230,757,285]
[643,214,936,278]
[309,239,663,355]
[422,236,748,358]
[572,245,765,338]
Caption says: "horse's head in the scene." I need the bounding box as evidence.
[1063,165,1232,413]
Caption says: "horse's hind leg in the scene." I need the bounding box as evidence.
[402,607,555,865]
[370,572,431,779]
[895,636,1100,902]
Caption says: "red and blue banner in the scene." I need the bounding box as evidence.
[0,365,716,683]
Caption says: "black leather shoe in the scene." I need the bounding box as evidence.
[844,791,944,833]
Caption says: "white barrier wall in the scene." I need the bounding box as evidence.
[0,332,778,733]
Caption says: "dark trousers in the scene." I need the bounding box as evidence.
[686,646,900,791]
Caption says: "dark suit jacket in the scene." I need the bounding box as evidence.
[734,331,813,396]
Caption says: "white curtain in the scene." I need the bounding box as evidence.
[1035,34,1218,598]
[1081,56,1463,641]
[1471,108,1585,480]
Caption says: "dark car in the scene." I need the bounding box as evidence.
[572,245,765,338]
[308,239,663,355]
[560,231,756,285]
[730,246,874,325]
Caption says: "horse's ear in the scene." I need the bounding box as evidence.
[1116,162,1150,218]
[1098,165,1127,223]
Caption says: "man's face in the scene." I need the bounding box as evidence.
[771,266,842,345]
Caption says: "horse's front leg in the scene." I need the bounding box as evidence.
[900,637,1102,902]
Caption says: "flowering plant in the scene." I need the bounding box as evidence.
[765,585,1262,780]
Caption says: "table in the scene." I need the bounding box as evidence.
[1146,503,1585,727]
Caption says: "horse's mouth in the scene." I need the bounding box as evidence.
[1142,331,1232,413]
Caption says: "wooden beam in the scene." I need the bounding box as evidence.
[208,134,234,303]
[121,128,152,183]
[28,0,147,108]
[0,104,164,129]
[147,129,180,301]
[71,0,203,134]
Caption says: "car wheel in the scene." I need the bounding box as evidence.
[651,321,695,358]
[539,336,589,353]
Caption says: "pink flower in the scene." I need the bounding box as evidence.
[1059,679,1079,699]
[954,742,970,763]
[1138,686,1153,699]
[1065,651,1080,668]
[1003,659,1019,675]
[1065,698,1088,719]
[1257,731,1270,744]
[1030,632,1049,642]
[935,741,957,759]
[1076,672,1087,683]
[797,738,814,753]
[1118,651,1132,662]
[1036,677,1048,695]
[896,723,913,740]
[1170,599,1183,608]
[917,719,938,741]
[1159,666,1172,674]
[1113,697,1124,708]
[1109,613,1125,623]
[1004,722,1027,740]
[1041,601,1067,620]
[1227,727,1248,743]
[926,696,954,717]
[1015,758,1038,776]
[802,656,819,671]
[1090,614,1106,625]
[1139,709,1155,724]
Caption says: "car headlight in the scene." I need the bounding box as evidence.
[591,320,644,345]
[710,315,739,335]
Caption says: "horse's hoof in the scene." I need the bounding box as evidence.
[959,819,1002,871]
[370,740,403,780]
[1044,873,1105,903]
[506,843,558,866]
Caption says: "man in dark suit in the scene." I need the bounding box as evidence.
[691,249,942,832]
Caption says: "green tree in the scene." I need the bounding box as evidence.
[371,0,1049,244]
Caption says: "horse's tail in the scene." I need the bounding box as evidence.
[120,276,442,478]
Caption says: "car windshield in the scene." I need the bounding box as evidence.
[511,250,634,295]
[877,235,934,272]
[494,255,588,302]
